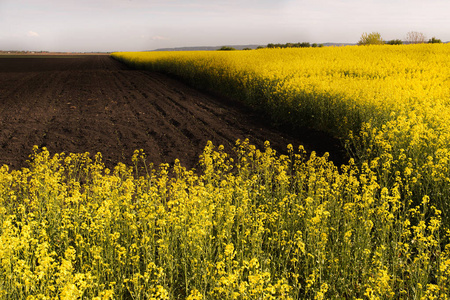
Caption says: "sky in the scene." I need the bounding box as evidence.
[0,0,449,52]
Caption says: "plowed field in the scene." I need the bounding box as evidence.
[0,55,346,170]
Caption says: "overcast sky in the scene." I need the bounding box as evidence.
[1,0,449,52]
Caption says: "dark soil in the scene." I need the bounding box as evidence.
[0,55,347,171]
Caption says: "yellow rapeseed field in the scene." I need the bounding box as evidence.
[1,45,450,299]
[1,143,449,299]
[113,45,450,222]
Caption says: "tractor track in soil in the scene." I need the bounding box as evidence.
[0,55,347,171]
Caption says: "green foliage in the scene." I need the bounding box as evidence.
[299,42,311,48]
[428,37,442,44]
[386,39,403,45]
[267,42,316,49]
[217,46,236,51]
[358,32,384,45]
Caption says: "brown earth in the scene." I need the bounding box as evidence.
[0,55,347,171]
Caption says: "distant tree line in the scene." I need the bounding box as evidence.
[359,31,443,46]
[266,42,324,48]
[217,32,444,51]
[217,46,237,51]
[216,43,325,51]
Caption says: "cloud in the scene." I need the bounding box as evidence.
[26,31,39,37]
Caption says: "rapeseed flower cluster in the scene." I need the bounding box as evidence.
[1,142,449,298]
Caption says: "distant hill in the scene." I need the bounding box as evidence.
[322,43,356,47]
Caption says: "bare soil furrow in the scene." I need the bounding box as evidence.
[0,55,347,170]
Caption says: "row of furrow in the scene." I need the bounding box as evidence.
[127,72,233,144]
[159,94,243,150]
[108,69,171,163]
[149,96,224,148]
[0,71,67,165]
[134,72,243,142]
[0,73,39,115]
[111,70,201,148]
[97,72,140,158]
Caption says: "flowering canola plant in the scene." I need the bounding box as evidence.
[1,143,450,299]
